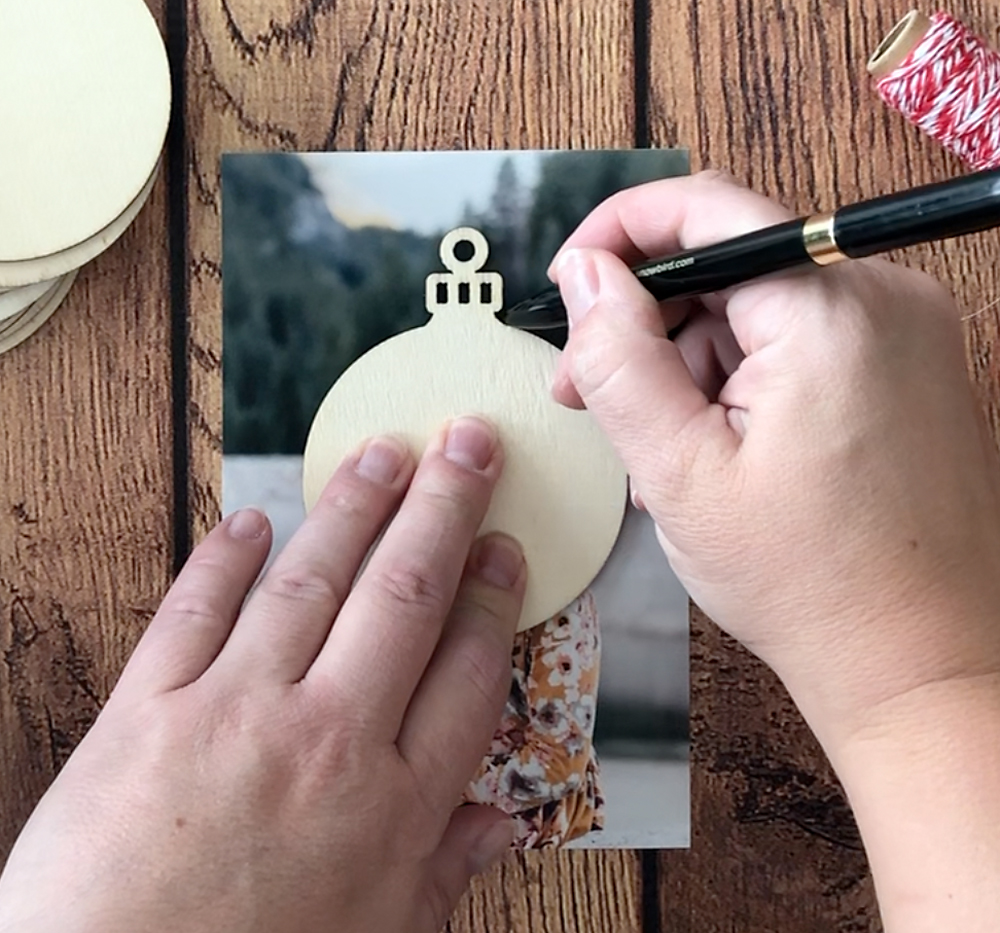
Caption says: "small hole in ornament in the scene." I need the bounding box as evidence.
[437,282,448,304]
[481,282,492,304]
[453,239,475,262]
[458,282,471,304]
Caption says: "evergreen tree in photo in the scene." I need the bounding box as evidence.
[222,149,688,455]
[526,149,689,295]
[222,154,435,455]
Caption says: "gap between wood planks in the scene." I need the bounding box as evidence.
[634,0,652,148]
[166,0,190,574]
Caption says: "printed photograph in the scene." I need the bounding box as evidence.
[221,149,691,849]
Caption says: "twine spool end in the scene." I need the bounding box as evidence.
[868,10,934,79]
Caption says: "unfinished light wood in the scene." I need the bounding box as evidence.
[303,227,627,632]
[0,0,170,266]
[0,276,62,338]
[0,272,78,356]
[186,2,640,930]
[0,279,55,324]
[0,163,161,289]
[649,1,1000,930]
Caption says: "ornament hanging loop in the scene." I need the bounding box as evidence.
[425,227,503,317]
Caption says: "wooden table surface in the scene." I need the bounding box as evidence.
[2,1,998,929]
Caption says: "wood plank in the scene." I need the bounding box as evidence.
[648,1,1000,929]
[0,0,174,858]
[183,1,642,929]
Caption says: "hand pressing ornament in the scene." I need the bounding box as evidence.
[303,227,627,631]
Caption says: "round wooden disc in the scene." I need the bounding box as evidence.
[303,268,628,632]
[0,161,159,288]
[0,278,56,323]
[0,0,170,263]
[0,280,59,338]
[0,270,77,355]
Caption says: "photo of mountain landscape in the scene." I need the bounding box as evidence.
[222,149,688,456]
[221,149,692,848]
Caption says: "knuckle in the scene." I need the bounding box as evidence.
[447,591,518,695]
[411,474,489,531]
[371,562,448,614]
[566,324,639,405]
[673,404,730,479]
[263,565,344,608]
[694,167,743,189]
[422,478,481,514]
[162,593,222,629]
[317,487,372,523]
[455,584,519,633]
[293,710,371,780]
[454,632,513,707]
[182,552,236,582]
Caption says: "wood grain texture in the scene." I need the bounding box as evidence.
[0,0,173,859]
[6,0,994,927]
[649,2,1000,930]
[184,2,641,929]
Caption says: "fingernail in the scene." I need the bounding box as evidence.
[545,251,563,282]
[726,407,749,438]
[474,534,524,589]
[469,819,518,875]
[445,417,497,472]
[227,507,268,540]
[555,249,600,328]
[630,480,646,512]
[357,436,409,485]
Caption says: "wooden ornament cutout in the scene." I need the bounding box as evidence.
[303,227,627,632]
[0,0,170,263]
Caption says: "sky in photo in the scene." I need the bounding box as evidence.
[301,150,544,234]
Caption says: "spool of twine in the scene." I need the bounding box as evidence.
[869,10,1000,170]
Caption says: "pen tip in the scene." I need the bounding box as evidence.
[502,297,553,327]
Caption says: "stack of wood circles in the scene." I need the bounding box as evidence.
[0,0,171,355]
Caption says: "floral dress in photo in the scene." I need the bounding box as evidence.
[463,591,604,848]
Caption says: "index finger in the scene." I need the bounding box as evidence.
[549,170,795,272]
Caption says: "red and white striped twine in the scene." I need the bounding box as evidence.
[875,12,1000,170]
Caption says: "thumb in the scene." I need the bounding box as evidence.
[554,248,739,507]
[424,806,517,926]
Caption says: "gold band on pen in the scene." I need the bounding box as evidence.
[802,212,847,266]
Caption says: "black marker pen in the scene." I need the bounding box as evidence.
[502,168,1000,331]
